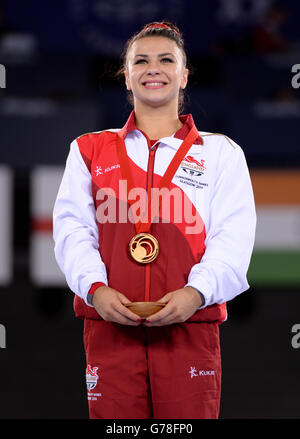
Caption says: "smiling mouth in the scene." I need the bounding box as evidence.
[142,82,167,88]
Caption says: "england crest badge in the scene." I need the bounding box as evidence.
[86,364,99,391]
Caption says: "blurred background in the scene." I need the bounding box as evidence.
[0,0,300,419]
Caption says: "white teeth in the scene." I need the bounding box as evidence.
[144,82,165,86]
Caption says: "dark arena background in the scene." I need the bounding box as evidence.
[0,0,300,420]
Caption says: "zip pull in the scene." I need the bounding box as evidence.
[151,142,158,151]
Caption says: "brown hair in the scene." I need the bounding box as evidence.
[116,21,189,114]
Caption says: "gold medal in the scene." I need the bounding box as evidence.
[129,233,159,264]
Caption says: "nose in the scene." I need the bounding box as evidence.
[145,60,161,75]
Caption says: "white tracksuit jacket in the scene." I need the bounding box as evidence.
[53,111,256,323]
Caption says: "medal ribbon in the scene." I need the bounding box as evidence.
[116,125,199,234]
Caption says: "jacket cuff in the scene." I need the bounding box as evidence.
[86,282,106,306]
[185,284,206,309]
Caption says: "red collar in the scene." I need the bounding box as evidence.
[118,110,203,145]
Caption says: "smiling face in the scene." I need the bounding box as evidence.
[124,36,188,111]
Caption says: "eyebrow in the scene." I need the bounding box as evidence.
[134,53,175,58]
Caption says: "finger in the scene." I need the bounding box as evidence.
[156,292,173,304]
[110,294,141,321]
[113,302,142,323]
[146,299,179,322]
[145,309,187,326]
[110,309,141,326]
[143,314,177,326]
[118,293,132,304]
[145,306,176,325]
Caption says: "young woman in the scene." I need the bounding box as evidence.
[53,21,256,419]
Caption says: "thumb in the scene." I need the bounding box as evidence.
[117,293,132,305]
[157,292,173,304]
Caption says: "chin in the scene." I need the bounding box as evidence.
[137,96,175,108]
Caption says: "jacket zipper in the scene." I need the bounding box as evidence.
[144,141,158,302]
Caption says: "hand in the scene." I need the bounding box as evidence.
[92,286,142,326]
[143,287,203,327]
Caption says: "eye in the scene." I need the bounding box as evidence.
[161,57,173,63]
[135,59,147,64]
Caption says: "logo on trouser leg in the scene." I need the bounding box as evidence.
[86,364,99,390]
[189,366,215,378]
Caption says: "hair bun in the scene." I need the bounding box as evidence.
[143,22,181,37]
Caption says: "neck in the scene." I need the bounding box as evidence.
[134,103,183,140]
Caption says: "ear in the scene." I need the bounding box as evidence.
[180,67,189,90]
[124,70,131,91]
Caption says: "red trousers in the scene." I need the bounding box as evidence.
[83,319,221,419]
